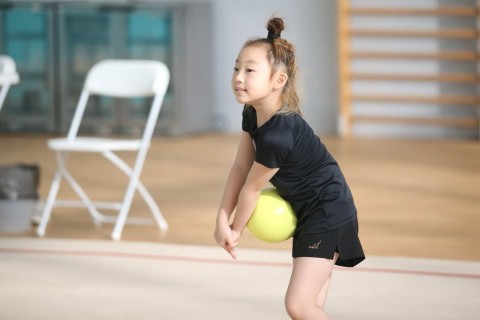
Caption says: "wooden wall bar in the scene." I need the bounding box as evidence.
[337,1,480,137]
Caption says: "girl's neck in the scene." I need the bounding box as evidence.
[253,102,282,127]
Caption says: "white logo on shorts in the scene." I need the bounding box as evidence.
[308,241,322,250]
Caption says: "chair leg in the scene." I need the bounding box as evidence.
[104,151,168,240]
[36,170,63,237]
[135,181,168,231]
[56,152,104,226]
[111,173,139,241]
[59,164,104,226]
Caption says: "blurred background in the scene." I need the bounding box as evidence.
[1,0,477,139]
[1,2,479,318]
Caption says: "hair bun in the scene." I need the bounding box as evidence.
[267,17,285,39]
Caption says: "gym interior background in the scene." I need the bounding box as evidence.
[2,0,478,139]
[0,2,479,318]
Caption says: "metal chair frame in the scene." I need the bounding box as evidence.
[36,59,170,240]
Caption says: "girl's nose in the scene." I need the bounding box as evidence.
[235,72,243,83]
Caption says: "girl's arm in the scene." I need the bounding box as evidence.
[215,132,255,258]
[230,162,279,238]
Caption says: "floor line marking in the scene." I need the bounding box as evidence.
[1,247,480,280]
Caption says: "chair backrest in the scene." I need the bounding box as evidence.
[85,59,169,97]
[67,59,170,140]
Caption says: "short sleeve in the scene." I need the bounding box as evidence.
[242,105,255,132]
[255,118,294,168]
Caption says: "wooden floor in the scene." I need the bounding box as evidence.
[1,133,479,261]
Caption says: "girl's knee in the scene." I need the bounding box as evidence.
[285,294,329,320]
[284,294,306,319]
[285,298,301,319]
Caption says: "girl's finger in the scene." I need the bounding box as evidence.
[225,243,237,259]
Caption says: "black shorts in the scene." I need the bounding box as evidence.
[292,217,365,267]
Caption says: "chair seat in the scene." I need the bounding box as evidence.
[48,137,143,152]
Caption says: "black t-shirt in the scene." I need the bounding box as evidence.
[242,105,356,235]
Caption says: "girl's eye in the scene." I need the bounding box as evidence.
[246,68,254,72]
[233,67,239,72]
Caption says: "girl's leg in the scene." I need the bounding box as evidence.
[284,255,337,320]
[316,252,339,308]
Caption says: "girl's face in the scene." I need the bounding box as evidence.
[232,45,276,107]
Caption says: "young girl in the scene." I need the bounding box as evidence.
[214,17,365,320]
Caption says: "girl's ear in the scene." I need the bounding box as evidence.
[274,72,288,90]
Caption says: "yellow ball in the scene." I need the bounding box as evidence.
[247,188,297,243]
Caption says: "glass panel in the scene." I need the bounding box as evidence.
[0,3,175,135]
[126,9,174,131]
[60,5,174,136]
[59,5,113,134]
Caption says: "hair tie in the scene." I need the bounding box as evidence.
[267,31,281,41]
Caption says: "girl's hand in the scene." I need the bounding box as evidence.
[231,227,242,246]
[214,221,238,260]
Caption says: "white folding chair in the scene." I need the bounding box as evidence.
[36,59,170,240]
[0,55,20,112]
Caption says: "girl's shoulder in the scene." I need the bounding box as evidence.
[257,113,299,144]
[270,112,303,130]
